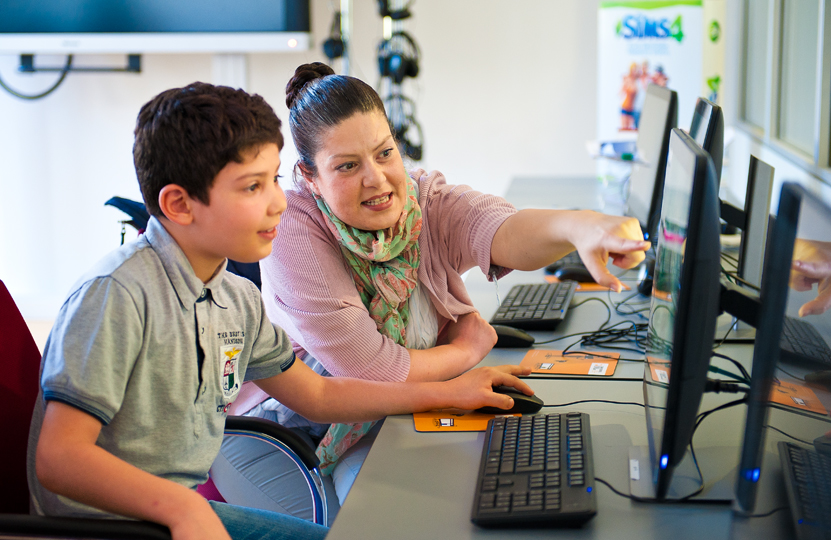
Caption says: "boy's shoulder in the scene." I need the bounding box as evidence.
[68,233,158,299]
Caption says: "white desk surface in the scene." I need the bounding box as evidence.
[325,177,815,540]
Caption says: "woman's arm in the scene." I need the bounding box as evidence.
[405,311,496,381]
[491,209,650,292]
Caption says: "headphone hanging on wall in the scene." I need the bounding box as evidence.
[323,11,345,60]
[377,0,413,20]
[384,93,423,161]
[377,31,420,85]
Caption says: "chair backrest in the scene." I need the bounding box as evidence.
[0,280,43,513]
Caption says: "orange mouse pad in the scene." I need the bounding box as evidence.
[770,378,828,415]
[519,350,619,376]
[413,409,520,432]
[645,356,671,384]
[545,275,631,292]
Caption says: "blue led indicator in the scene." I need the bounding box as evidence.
[660,455,669,469]
[798,519,804,524]
[751,468,760,482]
[587,487,592,493]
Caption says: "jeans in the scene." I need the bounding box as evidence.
[209,501,328,540]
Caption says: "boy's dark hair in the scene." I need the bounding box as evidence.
[133,82,284,217]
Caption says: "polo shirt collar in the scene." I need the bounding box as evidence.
[144,217,228,311]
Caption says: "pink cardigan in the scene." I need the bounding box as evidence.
[231,169,517,415]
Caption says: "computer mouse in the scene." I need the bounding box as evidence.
[813,433,831,456]
[475,385,544,415]
[804,370,831,387]
[638,258,656,296]
[491,324,536,348]
[552,265,596,283]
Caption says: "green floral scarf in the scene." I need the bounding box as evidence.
[313,174,422,474]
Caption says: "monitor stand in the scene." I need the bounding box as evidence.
[628,446,735,502]
[713,313,756,343]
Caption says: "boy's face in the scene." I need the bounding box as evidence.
[189,143,286,271]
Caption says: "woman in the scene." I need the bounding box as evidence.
[211,63,649,522]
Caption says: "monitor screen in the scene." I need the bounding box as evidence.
[736,156,775,290]
[735,182,831,514]
[688,97,724,183]
[642,128,722,500]
[0,0,310,53]
[628,84,678,242]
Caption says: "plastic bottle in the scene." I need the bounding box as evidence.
[597,151,633,215]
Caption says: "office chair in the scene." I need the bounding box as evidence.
[0,278,172,539]
[0,280,328,535]
[105,197,262,289]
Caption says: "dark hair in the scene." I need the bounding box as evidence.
[285,62,386,181]
[133,82,284,217]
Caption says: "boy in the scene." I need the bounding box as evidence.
[26,82,531,540]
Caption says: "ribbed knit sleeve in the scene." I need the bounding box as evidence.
[258,172,517,384]
[411,169,516,321]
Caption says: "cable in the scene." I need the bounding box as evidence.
[776,365,805,382]
[677,397,749,502]
[764,424,812,446]
[711,351,751,382]
[0,55,73,100]
[743,505,789,518]
[540,399,645,409]
[713,317,739,348]
[720,267,761,291]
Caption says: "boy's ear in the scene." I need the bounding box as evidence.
[158,184,195,225]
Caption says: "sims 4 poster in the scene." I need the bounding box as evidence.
[597,0,702,141]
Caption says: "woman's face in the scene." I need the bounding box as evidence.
[307,111,409,231]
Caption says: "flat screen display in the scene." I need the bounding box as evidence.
[735,183,831,513]
[642,129,722,500]
[0,0,310,53]
[628,84,676,241]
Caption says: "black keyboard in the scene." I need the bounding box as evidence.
[545,252,584,273]
[780,316,831,369]
[471,413,597,527]
[778,442,831,540]
[490,282,578,331]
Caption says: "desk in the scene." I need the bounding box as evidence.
[325,178,802,540]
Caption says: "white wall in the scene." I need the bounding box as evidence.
[0,0,600,319]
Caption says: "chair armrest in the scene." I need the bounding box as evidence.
[0,514,171,540]
[224,416,319,470]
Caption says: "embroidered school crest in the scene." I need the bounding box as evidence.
[221,345,242,398]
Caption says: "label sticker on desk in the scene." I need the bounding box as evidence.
[413,409,520,432]
[646,356,671,384]
[769,379,828,415]
[544,275,631,292]
[519,350,619,376]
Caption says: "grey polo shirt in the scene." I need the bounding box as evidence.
[27,217,295,518]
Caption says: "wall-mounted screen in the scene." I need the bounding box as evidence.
[0,0,310,53]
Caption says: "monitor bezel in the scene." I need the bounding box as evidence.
[733,182,804,514]
[627,83,678,242]
[646,128,723,500]
[689,97,724,184]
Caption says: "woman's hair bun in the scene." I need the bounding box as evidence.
[286,62,336,109]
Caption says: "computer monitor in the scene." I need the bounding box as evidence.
[688,97,725,183]
[627,84,678,242]
[0,0,310,53]
[641,128,722,500]
[735,182,831,514]
[719,155,775,290]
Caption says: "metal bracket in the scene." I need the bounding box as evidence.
[19,54,141,73]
